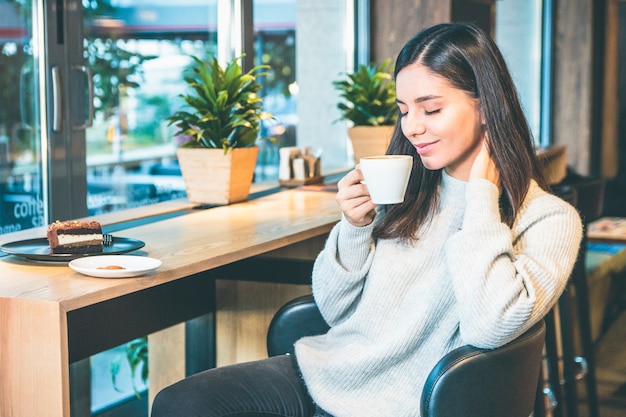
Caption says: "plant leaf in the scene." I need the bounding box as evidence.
[332,58,397,126]
[169,54,274,150]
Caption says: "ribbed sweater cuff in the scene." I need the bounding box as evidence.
[462,179,501,229]
[336,214,375,272]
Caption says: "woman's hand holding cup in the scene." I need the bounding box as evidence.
[337,155,413,227]
[336,167,377,227]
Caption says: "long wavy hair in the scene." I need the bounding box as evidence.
[374,22,548,241]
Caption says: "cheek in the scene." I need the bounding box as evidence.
[454,110,482,143]
[400,118,410,138]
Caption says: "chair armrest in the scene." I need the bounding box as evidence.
[421,320,546,417]
[267,294,330,357]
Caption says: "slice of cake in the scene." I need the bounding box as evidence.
[47,220,104,254]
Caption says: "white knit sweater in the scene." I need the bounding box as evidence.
[294,171,583,417]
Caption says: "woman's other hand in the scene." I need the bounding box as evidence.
[336,167,377,227]
[469,138,500,189]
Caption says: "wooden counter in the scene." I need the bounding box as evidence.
[0,189,341,417]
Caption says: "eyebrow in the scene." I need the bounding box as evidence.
[396,94,442,105]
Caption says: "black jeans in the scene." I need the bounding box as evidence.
[151,355,331,417]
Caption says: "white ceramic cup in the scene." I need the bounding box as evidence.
[359,155,413,204]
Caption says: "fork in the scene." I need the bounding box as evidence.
[103,234,114,246]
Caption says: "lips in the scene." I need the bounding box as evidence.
[414,141,437,155]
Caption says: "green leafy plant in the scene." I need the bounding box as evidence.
[168,55,276,153]
[332,59,398,127]
[110,337,148,398]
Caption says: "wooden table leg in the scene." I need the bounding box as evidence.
[0,298,69,417]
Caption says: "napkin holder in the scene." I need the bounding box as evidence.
[278,147,324,186]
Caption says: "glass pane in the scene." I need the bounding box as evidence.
[495,0,543,144]
[253,0,297,181]
[0,0,45,234]
[254,0,354,181]
[83,0,218,215]
[91,338,148,414]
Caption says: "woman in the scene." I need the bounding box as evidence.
[152,22,582,417]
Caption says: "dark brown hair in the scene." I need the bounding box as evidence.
[374,22,548,241]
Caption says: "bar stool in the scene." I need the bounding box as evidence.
[564,176,604,417]
[535,178,604,417]
[535,184,579,417]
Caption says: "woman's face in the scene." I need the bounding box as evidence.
[396,63,484,181]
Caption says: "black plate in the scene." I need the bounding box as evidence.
[0,236,145,262]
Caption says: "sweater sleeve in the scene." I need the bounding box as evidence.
[310,214,376,326]
[445,179,583,348]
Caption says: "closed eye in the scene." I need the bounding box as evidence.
[425,109,440,115]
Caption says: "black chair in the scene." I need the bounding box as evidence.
[267,294,546,417]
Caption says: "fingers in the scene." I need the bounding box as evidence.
[337,165,364,189]
[469,139,500,188]
[336,167,377,227]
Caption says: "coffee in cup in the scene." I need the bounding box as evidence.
[359,155,413,204]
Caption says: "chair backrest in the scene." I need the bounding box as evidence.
[421,320,546,417]
[267,294,329,357]
[556,174,605,223]
[267,295,545,417]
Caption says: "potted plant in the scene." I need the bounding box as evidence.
[110,337,148,398]
[168,55,275,205]
[332,59,397,163]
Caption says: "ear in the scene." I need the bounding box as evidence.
[475,99,486,126]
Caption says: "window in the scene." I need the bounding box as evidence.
[0,0,44,233]
[495,0,546,146]
[0,0,357,232]
[83,0,218,215]
[253,0,297,180]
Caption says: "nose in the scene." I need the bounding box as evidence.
[402,112,426,138]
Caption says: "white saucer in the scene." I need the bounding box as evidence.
[69,255,162,278]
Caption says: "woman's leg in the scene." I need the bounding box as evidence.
[151,355,316,417]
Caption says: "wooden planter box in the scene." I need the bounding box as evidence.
[348,125,395,164]
[177,146,259,205]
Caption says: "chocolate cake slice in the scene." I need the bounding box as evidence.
[47,220,104,254]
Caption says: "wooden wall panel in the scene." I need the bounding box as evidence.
[215,280,311,366]
[370,0,451,63]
